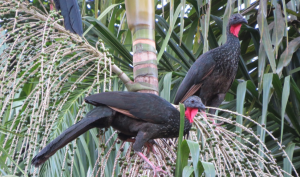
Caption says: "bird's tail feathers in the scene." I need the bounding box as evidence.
[31,106,112,167]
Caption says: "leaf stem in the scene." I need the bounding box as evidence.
[175,103,185,177]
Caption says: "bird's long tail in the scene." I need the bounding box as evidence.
[53,0,83,36]
[31,106,113,167]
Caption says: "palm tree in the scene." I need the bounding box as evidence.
[125,0,159,95]
[0,0,300,176]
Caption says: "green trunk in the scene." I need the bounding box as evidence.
[125,0,158,95]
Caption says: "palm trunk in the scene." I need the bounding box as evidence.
[125,0,158,95]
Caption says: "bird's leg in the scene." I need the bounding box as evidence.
[208,109,224,126]
[123,138,156,154]
[144,139,157,154]
[138,141,156,154]
[133,132,166,176]
[136,152,167,176]
[50,0,54,11]
[205,109,217,125]
[118,133,156,154]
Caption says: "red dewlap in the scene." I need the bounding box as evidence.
[230,24,242,37]
[185,107,198,123]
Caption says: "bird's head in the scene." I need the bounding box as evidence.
[228,13,248,37]
[183,96,206,123]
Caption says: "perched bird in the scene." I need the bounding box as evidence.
[53,0,83,36]
[32,92,206,176]
[174,14,247,118]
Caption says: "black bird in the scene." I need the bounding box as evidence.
[174,14,247,120]
[53,0,83,36]
[32,92,206,176]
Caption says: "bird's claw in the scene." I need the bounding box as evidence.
[143,165,167,176]
[153,166,167,176]
[214,122,224,126]
[136,152,167,177]
[210,119,223,126]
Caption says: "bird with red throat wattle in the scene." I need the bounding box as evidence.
[174,14,247,123]
[31,92,206,176]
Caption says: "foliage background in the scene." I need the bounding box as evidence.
[0,0,300,176]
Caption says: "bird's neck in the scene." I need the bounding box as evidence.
[229,24,242,37]
[211,25,241,64]
[219,25,241,59]
[183,119,192,134]
[225,25,241,44]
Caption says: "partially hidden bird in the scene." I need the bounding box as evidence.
[53,0,83,36]
[32,91,206,176]
[174,14,247,121]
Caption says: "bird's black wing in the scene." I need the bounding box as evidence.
[54,0,83,36]
[174,53,216,104]
[85,92,178,124]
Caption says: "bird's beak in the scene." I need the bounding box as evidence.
[198,105,206,118]
[198,105,206,111]
[240,18,248,24]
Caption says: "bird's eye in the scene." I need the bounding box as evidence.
[191,100,194,103]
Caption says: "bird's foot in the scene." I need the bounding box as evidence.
[153,166,167,176]
[201,110,223,130]
[210,119,224,131]
[213,121,224,126]
[143,165,167,176]
[210,118,215,124]
[136,152,167,177]
[210,119,223,125]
